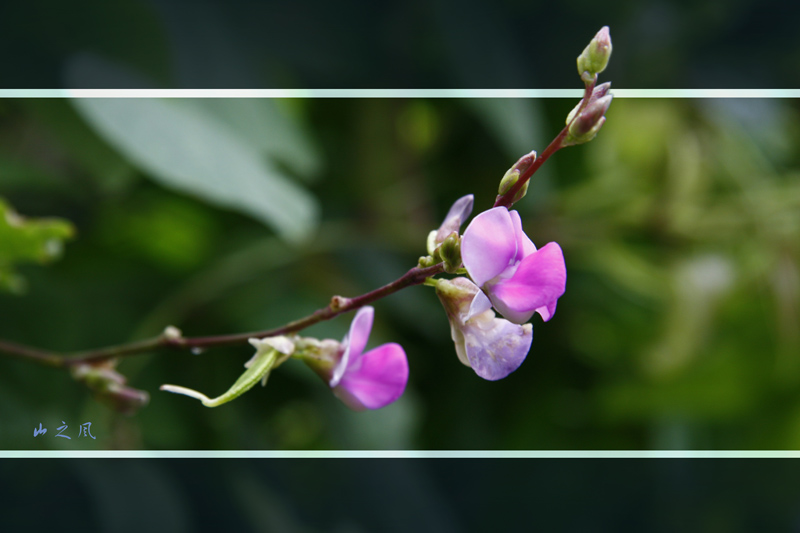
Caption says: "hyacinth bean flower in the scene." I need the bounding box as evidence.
[436,277,532,380]
[461,207,566,325]
[327,306,409,411]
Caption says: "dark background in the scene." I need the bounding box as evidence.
[0,0,798,89]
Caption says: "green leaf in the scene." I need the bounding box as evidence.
[0,198,75,293]
[185,99,322,181]
[71,97,319,243]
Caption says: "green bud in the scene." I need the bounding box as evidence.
[418,255,436,268]
[498,169,520,196]
[426,230,438,256]
[439,231,462,273]
[576,26,612,80]
[498,150,536,202]
[512,180,529,203]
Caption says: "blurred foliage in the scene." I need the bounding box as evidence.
[0,197,74,293]
[2,93,800,452]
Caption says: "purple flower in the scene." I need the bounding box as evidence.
[329,306,409,411]
[436,277,533,380]
[461,207,566,324]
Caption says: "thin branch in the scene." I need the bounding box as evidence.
[0,263,445,367]
[494,80,596,209]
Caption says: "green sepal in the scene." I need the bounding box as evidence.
[160,348,279,407]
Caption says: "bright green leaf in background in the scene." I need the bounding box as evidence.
[0,198,74,294]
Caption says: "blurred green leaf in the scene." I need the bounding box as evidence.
[70,97,319,243]
[0,198,74,293]
[186,99,322,180]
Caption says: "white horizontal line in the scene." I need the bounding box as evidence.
[4,450,800,458]
[0,89,798,98]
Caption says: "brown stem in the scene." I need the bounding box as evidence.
[493,80,597,210]
[0,263,445,367]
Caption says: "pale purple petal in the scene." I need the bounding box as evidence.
[330,306,374,387]
[333,343,408,410]
[462,207,517,286]
[463,316,533,381]
[490,242,566,317]
[436,194,474,242]
[466,289,493,321]
[508,210,537,261]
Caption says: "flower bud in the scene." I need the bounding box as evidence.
[438,231,462,273]
[498,151,536,196]
[71,362,150,415]
[577,26,612,80]
[564,93,613,146]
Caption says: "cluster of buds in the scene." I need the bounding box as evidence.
[563,27,614,146]
[70,362,150,415]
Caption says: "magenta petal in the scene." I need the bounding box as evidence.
[462,207,517,287]
[333,343,408,410]
[509,210,537,261]
[491,242,567,315]
[463,318,533,381]
[331,306,374,387]
[536,300,558,322]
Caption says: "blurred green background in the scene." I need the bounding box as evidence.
[2,93,799,450]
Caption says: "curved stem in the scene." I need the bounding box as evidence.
[0,263,445,368]
[493,80,597,209]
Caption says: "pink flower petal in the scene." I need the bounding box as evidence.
[462,207,517,287]
[535,300,558,323]
[330,306,374,387]
[490,242,566,317]
[333,343,408,410]
[509,210,537,261]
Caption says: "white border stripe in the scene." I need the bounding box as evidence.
[4,450,800,458]
[0,89,799,98]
